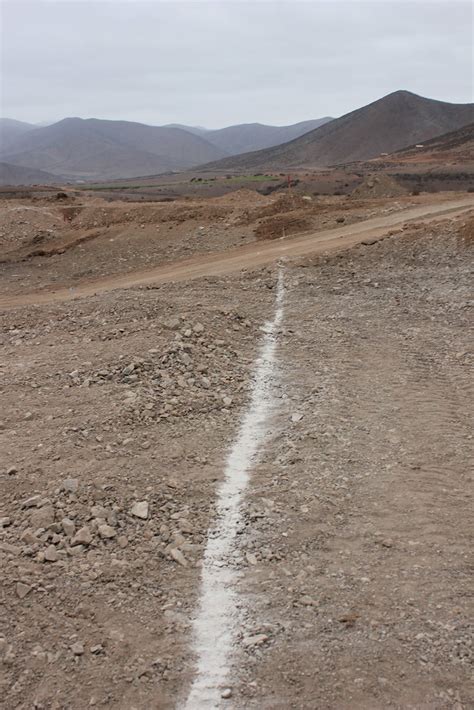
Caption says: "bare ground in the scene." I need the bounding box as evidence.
[0,190,472,709]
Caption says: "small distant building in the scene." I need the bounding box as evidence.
[415,144,424,148]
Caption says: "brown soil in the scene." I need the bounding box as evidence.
[1,188,473,710]
[255,214,312,241]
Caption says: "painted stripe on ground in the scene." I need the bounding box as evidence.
[182,267,285,709]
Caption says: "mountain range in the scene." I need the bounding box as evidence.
[0,116,333,182]
[0,91,472,184]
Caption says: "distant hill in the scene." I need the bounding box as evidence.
[0,161,60,185]
[201,91,474,171]
[389,122,474,163]
[0,118,228,181]
[165,118,333,155]
[0,118,36,152]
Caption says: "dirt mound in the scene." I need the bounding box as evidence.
[209,188,269,206]
[239,192,313,225]
[351,174,408,199]
[0,204,64,252]
[70,200,232,230]
[255,213,311,240]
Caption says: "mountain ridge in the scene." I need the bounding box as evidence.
[200,90,474,171]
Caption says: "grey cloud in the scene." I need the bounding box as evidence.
[1,0,472,126]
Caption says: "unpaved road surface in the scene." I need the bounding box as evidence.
[0,197,472,308]
[0,192,472,709]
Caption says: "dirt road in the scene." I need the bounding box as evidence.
[0,197,472,309]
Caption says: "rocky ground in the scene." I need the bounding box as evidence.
[0,190,472,709]
[233,216,473,709]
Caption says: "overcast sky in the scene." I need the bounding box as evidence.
[1,0,472,128]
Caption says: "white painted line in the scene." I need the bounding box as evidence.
[182,267,285,709]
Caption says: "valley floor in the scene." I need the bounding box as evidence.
[0,191,472,709]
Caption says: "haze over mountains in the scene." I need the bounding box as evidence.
[167,118,333,155]
[0,118,38,152]
[0,119,228,181]
[0,116,333,182]
[0,91,472,184]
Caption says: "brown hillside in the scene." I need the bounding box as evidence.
[388,122,474,164]
[201,91,474,171]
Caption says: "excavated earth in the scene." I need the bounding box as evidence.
[0,188,473,710]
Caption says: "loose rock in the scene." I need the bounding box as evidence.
[130,501,149,520]
[62,478,79,493]
[16,582,31,599]
[72,526,93,546]
[70,642,84,656]
[44,545,59,562]
[98,524,116,539]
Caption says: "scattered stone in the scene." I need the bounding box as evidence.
[61,517,75,537]
[16,582,31,599]
[20,528,39,545]
[0,517,11,527]
[170,548,188,567]
[130,501,149,520]
[72,526,93,546]
[91,505,108,519]
[68,545,84,556]
[117,535,129,549]
[30,505,55,529]
[178,519,193,533]
[22,495,42,509]
[242,633,269,648]
[6,466,17,476]
[193,322,204,334]
[246,552,258,566]
[98,524,116,539]
[44,545,59,562]
[70,641,84,656]
[223,396,233,407]
[291,412,303,423]
[300,595,318,607]
[62,478,79,493]
[221,688,233,699]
